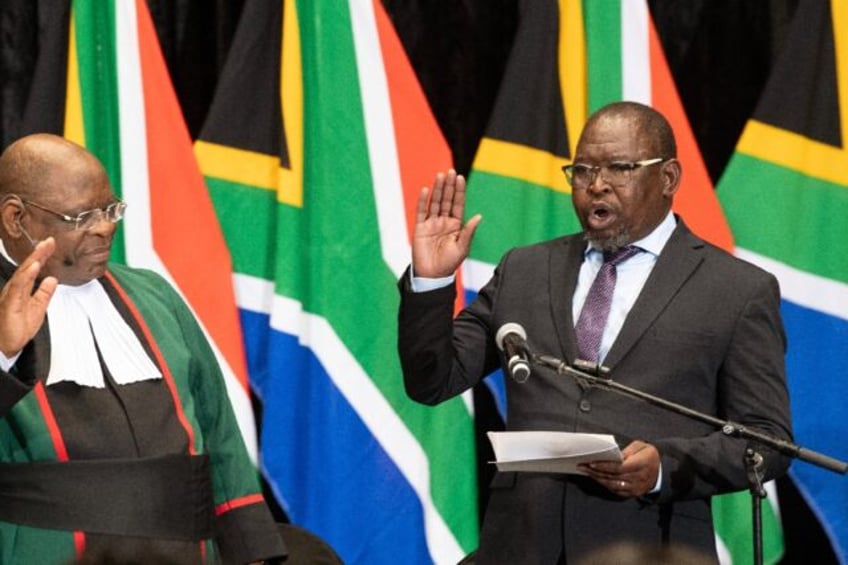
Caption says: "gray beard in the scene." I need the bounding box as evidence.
[583,227,631,252]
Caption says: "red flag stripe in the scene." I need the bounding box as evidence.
[648,19,734,252]
[373,1,466,312]
[133,0,250,392]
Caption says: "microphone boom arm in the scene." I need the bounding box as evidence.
[534,354,848,474]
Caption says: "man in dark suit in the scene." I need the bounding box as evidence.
[397,101,792,564]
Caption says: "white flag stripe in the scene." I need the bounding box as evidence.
[462,258,496,294]
[715,534,732,565]
[349,0,410,280]
[348,5,469,557]
[233,273,464,564]
[113,2,258,459]
[736,248,848,321]
[114,0,152,267]
[620,1,651,104]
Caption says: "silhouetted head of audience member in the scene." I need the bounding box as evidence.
[577,540,715,565]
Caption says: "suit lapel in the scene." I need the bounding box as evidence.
[604,221,706,368]
[550,235,586,362]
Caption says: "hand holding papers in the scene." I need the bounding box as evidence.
[487,431,622,474]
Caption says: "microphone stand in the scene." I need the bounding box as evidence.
[534,354,848,565]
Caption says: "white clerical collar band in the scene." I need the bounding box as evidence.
[46,279,162,388]
[0,238,18,266]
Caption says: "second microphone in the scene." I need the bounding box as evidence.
[495,322,532,383]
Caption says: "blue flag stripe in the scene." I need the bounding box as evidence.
[782,300,848,562]
[240,309,436,564]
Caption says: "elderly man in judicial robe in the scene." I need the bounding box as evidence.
[0,134,285,564]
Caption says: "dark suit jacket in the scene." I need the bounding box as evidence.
[398,219,792,564]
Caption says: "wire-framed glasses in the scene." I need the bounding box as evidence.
[562,158,666,189]
[21,198,127,231]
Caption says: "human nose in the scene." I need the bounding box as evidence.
[586,166,610,192]
[84,211,117,235]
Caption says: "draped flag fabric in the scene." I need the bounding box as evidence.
[19,0,258,458]
[195,1,478,563]
[463,1,781,563]
[718,0,848,562]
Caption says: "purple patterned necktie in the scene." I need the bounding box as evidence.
[575,246,641,362]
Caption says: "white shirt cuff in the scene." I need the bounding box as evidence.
[650,463,663,494]
[409,267,455,293]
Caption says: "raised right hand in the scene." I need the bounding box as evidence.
[411,170,482,278]
[0,237,58,357]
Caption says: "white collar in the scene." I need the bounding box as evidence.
[46,280,162,388]
[0,237,161,388]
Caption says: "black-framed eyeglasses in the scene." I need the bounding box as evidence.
[562,158,667,189]
[21,198,127,231]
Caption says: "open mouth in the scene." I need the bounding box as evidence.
[586,203,617,230]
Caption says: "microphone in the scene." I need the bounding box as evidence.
[495,323,531,383]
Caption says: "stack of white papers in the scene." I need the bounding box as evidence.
[487,431,622,474]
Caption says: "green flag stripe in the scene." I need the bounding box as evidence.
[719,153,848,283]
[466,171,580,265]
[72,1,125,264]
[279,0,478,548]
[583,0,623,111]
[713,491,785,564]
[278,200,479,548]
[206,177,277,280]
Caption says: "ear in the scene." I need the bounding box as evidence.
[661,158,682,198]
[0,196,25,238]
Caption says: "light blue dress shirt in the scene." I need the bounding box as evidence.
[573,212,677,364]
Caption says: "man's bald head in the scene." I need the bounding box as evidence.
[578,101,677,160]
[0,134,109,203]
[0,134,118,285]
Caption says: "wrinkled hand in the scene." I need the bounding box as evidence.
[412,170,482,278]
[0,238,57,357]
[578,440,660,498]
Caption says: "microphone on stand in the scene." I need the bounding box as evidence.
[571,358,612,378]
[534,355,611,390]
[495,323,531,383]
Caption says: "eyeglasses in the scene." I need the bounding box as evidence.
[562,158,667,189]
[21,198,127,231]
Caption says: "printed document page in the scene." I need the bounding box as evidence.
[487,431,622,474]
